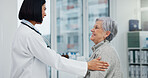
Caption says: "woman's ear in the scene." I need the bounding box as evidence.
[105,31,111,38]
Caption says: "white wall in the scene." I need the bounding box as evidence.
[110,0,140,78]
[0,0,17,78]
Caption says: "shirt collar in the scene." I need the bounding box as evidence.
[21,19,39,32]
[92,40,109,52]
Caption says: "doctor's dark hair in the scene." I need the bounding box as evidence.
[19,0,46,23]
[96,17,118,42]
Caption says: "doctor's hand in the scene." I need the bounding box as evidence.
[87,57,109,71]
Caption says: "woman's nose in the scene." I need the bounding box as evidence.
[91,28,94,32]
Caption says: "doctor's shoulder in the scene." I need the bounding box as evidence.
[13,26,37,44]
[17,24,38,36]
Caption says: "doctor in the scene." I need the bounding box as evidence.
[10,0,109,78]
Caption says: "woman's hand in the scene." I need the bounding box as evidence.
[87,57,109,71]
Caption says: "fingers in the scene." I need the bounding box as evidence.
[87,58,109,71]
[94,59,109,67]
[104,63,109,67]
[92,62,109,71]
[98,66,108,69]
[103,63,109,67]
[96,57,109,67]
[96,56,101,60]
[96,61,109,70]
[95,66,107,71]
[97,68,105,71]
[98,61,109,67]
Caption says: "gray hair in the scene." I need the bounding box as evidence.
[96,17,118,42]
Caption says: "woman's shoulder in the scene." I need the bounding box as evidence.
[100,42,116,52]
[17,24,39,38]
[97,42,119,59]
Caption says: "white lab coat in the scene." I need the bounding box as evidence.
[10,23,87,78]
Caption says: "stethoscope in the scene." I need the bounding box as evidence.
[21,22,42,35]
[21,22,50,48]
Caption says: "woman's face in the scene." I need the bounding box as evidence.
[90,21,107,44]
[42,4,46,20]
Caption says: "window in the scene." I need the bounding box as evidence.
[56,0,109,78]
[56,0,83,77]
[56,0,83,56]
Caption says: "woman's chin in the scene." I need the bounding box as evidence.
[90,37,94,41]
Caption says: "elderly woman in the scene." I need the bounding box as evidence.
[85,17,122,78]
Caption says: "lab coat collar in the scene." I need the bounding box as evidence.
[21,19,40,32]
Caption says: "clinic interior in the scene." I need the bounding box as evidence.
[0,0,148,78]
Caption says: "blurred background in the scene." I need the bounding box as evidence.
[0,0,148,78]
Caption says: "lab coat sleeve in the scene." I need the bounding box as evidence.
[26,34,87,76]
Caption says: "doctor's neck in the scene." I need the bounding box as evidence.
[28,20,36,26]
